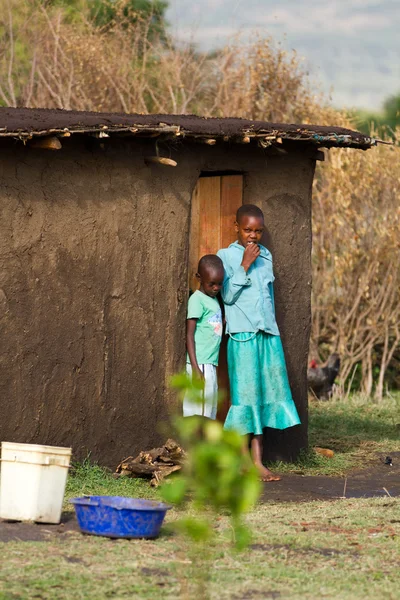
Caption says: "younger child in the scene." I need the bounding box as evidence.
[184,255,224,419]
[217,204,300,481]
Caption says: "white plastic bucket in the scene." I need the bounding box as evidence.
[0,442,72,524]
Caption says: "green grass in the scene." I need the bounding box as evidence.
[270,394,400,476]
[65,459,158,508]
[1,395,400,599]
[1,498,399,599]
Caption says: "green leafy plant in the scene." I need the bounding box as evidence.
[161,372,261,550]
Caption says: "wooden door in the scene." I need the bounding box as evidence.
[189,174,243,421]
[189,175,243,290]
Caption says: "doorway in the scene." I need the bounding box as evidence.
[189,173,244,421]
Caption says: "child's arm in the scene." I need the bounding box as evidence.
[186,318,204,380]
[221,270,250,305]
[218,246,257,305]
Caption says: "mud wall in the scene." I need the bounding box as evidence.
[245,152,314,461]
[0,138,314,465]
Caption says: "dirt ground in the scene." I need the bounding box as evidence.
[0,512,81,543]
[261,451,399,503]
[1,452,398,544]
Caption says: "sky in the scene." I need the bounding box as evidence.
[165,0,400,111]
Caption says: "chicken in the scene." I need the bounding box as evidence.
[307,353,340,400]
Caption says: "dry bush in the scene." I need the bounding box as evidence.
[0,0,213,113]
[0,1,335,119]
[312,138,400,399]
[202,35,338,126]
[1,0,399,396]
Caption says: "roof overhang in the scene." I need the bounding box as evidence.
[0,107,380,151]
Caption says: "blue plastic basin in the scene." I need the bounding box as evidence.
[70,496,171,539]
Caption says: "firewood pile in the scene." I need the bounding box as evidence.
[115,439,186,487]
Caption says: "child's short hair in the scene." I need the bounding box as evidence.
[198,254,224,273]
[236,204,264,222]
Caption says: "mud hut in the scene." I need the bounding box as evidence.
[0,108,376,465]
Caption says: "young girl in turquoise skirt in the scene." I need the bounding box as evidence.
[217,204,300,481]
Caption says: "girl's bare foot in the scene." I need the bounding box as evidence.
[250,434,281,481]
[256,463,281,482]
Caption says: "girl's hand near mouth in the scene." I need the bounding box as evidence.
[241,242,260,272]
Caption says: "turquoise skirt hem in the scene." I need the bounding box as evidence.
[223,331,301,436]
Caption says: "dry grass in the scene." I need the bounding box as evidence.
[311,140,400,398]
[0,498,399,600]
[0,0,399,394]
[1,397,400,599]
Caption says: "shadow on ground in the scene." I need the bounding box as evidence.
[0,511,80,543]
[261,452,400,503]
